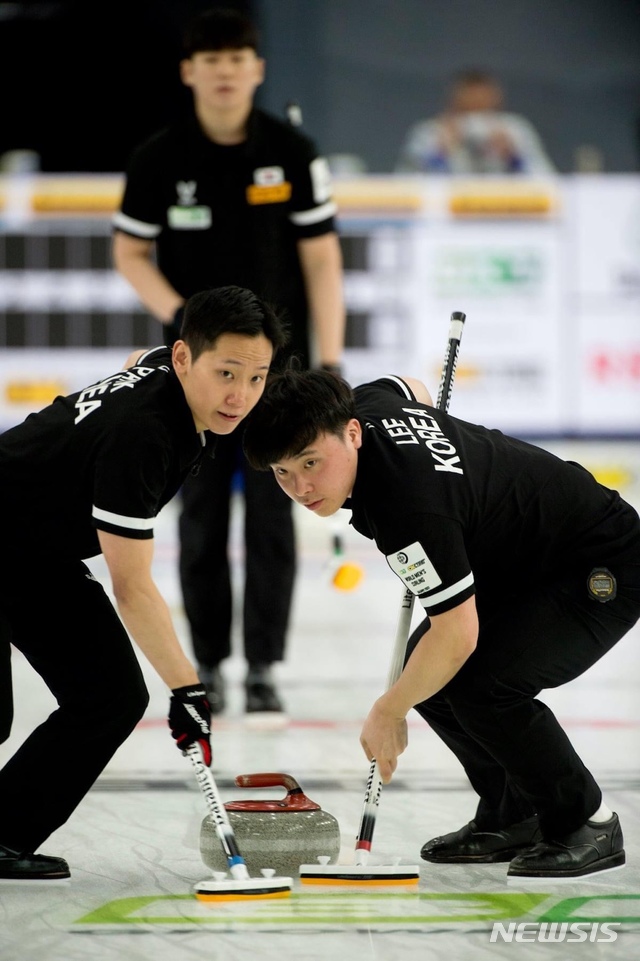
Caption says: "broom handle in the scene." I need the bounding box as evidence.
[355,587,414,863]
[186,744,251,881]
[354,310,466,865]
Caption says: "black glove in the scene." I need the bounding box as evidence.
[319,362,343,378]
[168,684,212,766]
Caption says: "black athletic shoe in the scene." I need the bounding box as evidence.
[245,664,284,713]
[421,816,541,863]
[198,665,226,715]
[0,844,70,880]
[507,813,625,879]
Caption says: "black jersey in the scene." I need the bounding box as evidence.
[0,348,203,561]
[113,108,337,364]
[349,377,640,616]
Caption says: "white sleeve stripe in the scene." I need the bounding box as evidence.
[93,506,155,530]
[112,211,161,239]
[382,375,413,399]
[420,572,475,609]
[289,201,338,226]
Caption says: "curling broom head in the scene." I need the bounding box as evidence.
[195,872,293,901]
[299,862,419,886]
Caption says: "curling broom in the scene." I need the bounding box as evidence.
[300,310,466,886]
[187,744,293,901]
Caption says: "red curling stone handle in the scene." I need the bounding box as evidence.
[225,772,321,812]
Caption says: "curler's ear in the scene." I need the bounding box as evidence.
[172,339,192,375]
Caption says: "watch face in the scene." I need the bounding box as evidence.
[587,569,616,602]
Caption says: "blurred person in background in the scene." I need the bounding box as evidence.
[112,8,345,719]
[396,68,556,175]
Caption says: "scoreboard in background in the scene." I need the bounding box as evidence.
[0,174,638,435]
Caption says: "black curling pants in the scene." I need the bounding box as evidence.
[407,563,640,840]
[179,432,296,669]
[0,560,149,853]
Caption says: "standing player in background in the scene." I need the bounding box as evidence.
[0,287,287,880]
[113,7,345,718]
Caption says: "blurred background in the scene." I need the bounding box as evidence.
[1,0,639,174]
[0,0,639,438]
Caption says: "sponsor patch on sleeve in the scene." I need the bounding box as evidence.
[386,541,442,596]
[310,156,333,203]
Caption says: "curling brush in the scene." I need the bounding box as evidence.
[329,521,364,592]
[186,745,293,901]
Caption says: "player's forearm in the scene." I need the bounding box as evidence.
[113,247,184,324]
[309,278,345,365]
[299,235,345,365]
[381,615,477,716]
[113,580,198,690]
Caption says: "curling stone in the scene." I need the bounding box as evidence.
[200,773,341,877]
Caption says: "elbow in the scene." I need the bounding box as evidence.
[466,633,478,658]
[455,597,479,664]
[110,581,131,610]
[456,631,477,667]
[109,571,143,610]
[111,237,124,272]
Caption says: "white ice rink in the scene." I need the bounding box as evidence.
[1,439,639,961]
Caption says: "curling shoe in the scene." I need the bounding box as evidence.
[0,844,70,880]
[198,665,226,715]
[245,663,284,713]
[421,816,540,863]
[508,813,625,879]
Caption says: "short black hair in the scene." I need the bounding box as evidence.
[451,68,500,89]
[243,368,357,470]
[180,286,288,362]
[182,7,259,57]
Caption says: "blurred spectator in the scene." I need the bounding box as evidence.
[397,68,556,174]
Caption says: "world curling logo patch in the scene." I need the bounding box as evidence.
[386,541,442,595]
